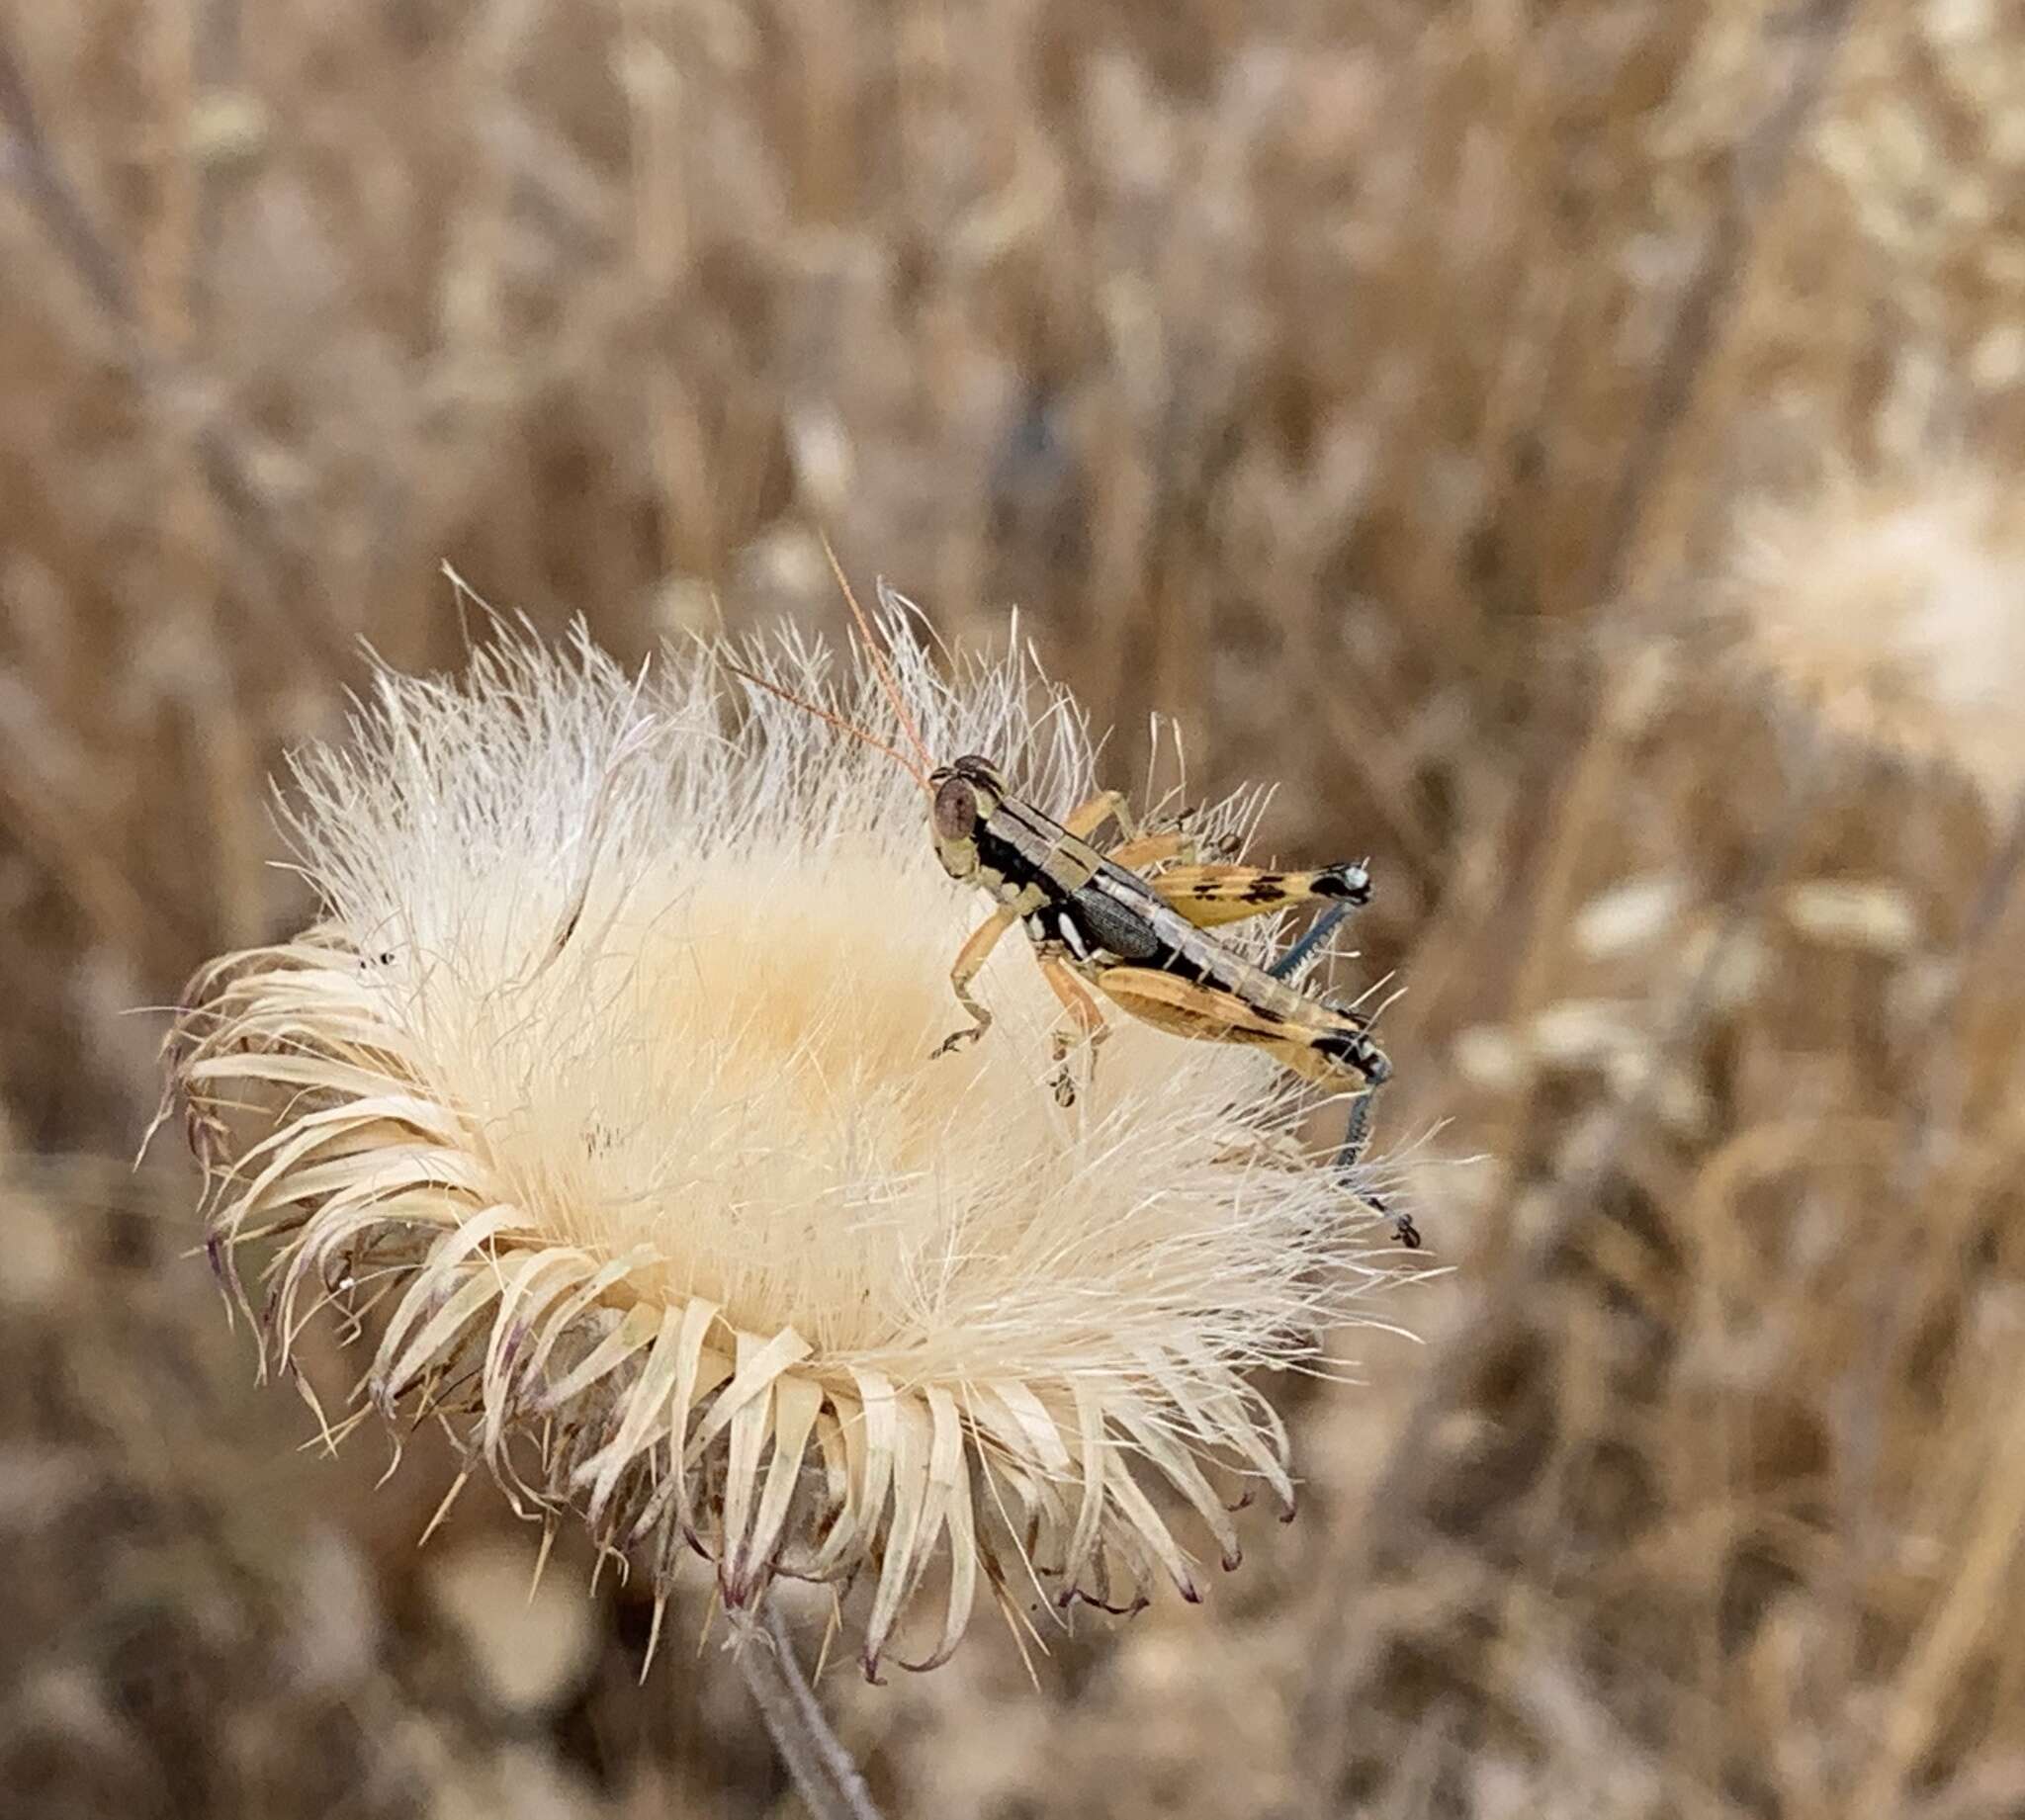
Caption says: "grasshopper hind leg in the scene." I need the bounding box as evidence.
[1317,1028,1420,1248]
[1278,906,1419,1247]
[1268,900,1354,983]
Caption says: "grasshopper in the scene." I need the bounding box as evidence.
[727,573,1415,1247]
[920,751,1412,1244]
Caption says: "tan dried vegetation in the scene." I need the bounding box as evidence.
[7,1,2025,1816]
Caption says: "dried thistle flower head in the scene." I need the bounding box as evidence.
[167,616,1395,1678]
[1720,463,2025,813]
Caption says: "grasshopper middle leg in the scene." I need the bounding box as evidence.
[1037,955,1110,1107]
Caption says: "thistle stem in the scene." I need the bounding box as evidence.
[737,1598,884,1820]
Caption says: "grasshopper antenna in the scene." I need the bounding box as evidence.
[820,532,936,779]
[719,656,932,792]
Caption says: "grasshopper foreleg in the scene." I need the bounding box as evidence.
[933,904,1018,1059]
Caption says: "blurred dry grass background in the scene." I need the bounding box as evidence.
[7,1,2025,1814]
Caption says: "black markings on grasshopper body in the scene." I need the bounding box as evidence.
[1030,893,1162,966]
[722,561,1413,1246]
[924,752,1412,1245]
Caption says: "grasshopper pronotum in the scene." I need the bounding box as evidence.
[728,569,1415,1247]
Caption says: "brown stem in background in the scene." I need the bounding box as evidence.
[1295,731,1831,1817]
[1294,4,1864,1805]
[0,21,350,675]
[736,1598,884,1820]
[189,0,242,332]
[1829,780,2025,1815]
[0,30,133,319]
[1586,0,1862,609]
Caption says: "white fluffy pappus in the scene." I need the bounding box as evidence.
[167,608,1402,1678]
[1721,463,2025,814]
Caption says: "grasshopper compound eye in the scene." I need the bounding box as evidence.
[932,775,980,842]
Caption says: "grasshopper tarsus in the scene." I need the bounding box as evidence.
[1375,1199,1422,1249]
[930,1025,986,1061]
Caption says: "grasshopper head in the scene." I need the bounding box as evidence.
[926,754,1008,882]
